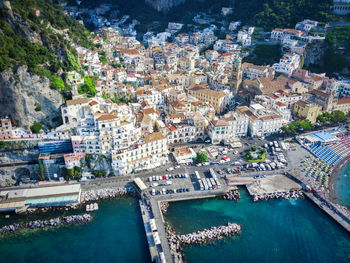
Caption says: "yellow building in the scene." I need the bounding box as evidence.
[188,85,230,114]
[293,100,322,123]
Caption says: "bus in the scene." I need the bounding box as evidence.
[209,168,217,179]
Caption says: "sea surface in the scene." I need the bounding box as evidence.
[0,197,150,263]
[335,161,350,207]
[0,190,349,263]
[165,188,350,263]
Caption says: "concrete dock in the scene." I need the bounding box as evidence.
[139,199,161,262]
[246,174,301,196]
[138,186,229,263]
[304,192,350,233]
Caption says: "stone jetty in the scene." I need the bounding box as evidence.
[220,189,240,201]
[166,222,241,263]
[81,186,134,202]
[176,222,241,245]
[0,214,92,236]
[252,190,304,202]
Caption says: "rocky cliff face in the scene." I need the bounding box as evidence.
[0,66,63,127]
[145,0,185,13]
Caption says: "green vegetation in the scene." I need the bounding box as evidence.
[38,159,45,181]
[243,44,281,65]
[85,154,92,169]
[326,26,350,53]
[307,48,348,77]
[111,62,122,68]
[30,121,43,133]
[50,75,65,90]
[196,152,208,163]
[5,179,12,186]
[78,76,97,97]
[281,120,315,134]
[93,170,106,178]
[251,0,335,31]
[0,20,55,72]
[99,56,108,65]
[317,111,347,123]
[0,141,36,150]
[63,166,82,181]
[66,49,80,72]
[34,104,42,111]
[0,0,96,101]
[246,146,266,162]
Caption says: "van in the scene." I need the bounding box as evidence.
[166,181,172,186]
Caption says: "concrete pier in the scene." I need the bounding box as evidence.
[304,192,350,233]
[139,199,163,262]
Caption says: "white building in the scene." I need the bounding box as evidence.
[242,62,275,80]
[166,122,196,144]
[244,104,284,137]
[229,21,241,31]
[272,53,301,76]
[111,132,168,175]
[237,30,252,47]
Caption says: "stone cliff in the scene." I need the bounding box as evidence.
[0,66,63,127]
[145,0,185,13]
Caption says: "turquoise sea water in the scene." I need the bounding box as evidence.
[0,197,150,263]
[165,188,350,263]
[335,161,350,207]
[1,190,349,263]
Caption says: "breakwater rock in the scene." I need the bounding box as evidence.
[252,190,303,202]
[81,186,135,202]
[160,201,169,214]
[166,222,241,263]
[176,222,241,245]
[0,214,92,236]
[220,189,240,201]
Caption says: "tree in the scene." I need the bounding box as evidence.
[63,166,82,181]
[251,145,258,151]
[93,170,105,178]
[30,121,42,133]
[196,152,208,163]
[331,110,346,123]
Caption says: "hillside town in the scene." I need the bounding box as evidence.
[0,1,350,263]
[1,5,350,181]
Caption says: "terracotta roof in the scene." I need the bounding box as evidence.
[169,113,185,119]
[143,132,165,143]
[260,114,282,121]
[89,100,99,106]
[275,101,286,107]
[190,87,227,98]
[97,114,118,121]
[166,123,177,132]
[337,97,350,105]
[143,108,157,115]
[242,62,268,71]
[244,110,259,121]
[311,89,328,98]
[66,98,89,106]
[211,120,229,127]
[120,49,139,55]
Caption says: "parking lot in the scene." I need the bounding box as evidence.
[143,168,227,197]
